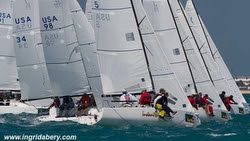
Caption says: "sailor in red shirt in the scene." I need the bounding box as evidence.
[203,94,215,116]
[77,94,90,115]
[225,95,237,111]
[48,97,60,109]
[188,94,198,110]
[139,89,151,106]
[226,95,237,104]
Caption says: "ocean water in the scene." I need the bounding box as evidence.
[0,95,250,141]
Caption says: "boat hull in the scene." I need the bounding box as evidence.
[0,101,37,114]
[38,107,101,125]
[230,104,249,115]
[195,107,231,122]
[98,107,201,127]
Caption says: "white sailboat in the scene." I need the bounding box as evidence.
[185,0,249,114]
[12,0,54,114]
[37,0,101,125]
[88,0,200,127]
[142,0,230,121]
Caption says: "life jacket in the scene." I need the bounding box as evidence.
[125,94,130,102]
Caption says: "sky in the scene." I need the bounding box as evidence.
[78,0,250,76]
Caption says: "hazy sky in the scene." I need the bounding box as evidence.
[78,0,250,76]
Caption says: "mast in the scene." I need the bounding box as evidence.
[166,0,198,93]
[176,0,215,86]
[130,0,155,91]
[188,0,215,60]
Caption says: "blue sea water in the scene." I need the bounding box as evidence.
[0,95,250,141]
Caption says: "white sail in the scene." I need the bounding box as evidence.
[185,0,246,110]
[69,0,103,109]
[39,0,90,97]
[0,0,20,90]
[200,17,248,105]
[142,0,195,96]
[131,0,192,111]
[12,0,53,100]
[168,0,229,114]
[91,0,153,95]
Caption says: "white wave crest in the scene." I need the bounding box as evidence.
[208,133,237,137]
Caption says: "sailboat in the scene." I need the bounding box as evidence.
[87,0,200,127]
[142,0,230,121]
[0,0,45,114]
[185,0,249,114]
[11,0,55,114]
[37,0,101,125]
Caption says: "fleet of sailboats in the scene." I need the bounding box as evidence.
[184,0,249,114]
[0,0,248,127]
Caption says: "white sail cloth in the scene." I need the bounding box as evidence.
[131,0,192,110]
[142,0,195,96]
[185,0,244,107]
[90,0,153,95]
[12,0,53,100]
[69,0,103,109]
[168,0,227,111]
[39,0,91,97]
[185,0,247,105]
[0,0,20,90]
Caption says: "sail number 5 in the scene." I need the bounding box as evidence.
[94,1,99,8]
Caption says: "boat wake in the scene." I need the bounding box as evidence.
[207,133,237,137]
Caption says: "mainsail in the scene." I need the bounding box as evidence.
[39,0,91,97]
[12,0,53,100]
[131,0,192,110]
[90,0,153,95]
[0,0,20,90]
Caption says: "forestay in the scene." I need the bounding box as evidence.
[168,0,226,110]
[12,0,53,100]
[0,0,20,90]
[90,0,153,95]
[131,0,192,110]
[185,0,244,106]
[39,0,90,97]
[69,0,103,109]
[142,0,195,96]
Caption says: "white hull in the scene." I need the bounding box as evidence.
[38,107,101,125]
[98,107,200,127]
[195,107,231,122]
[230,104,249,115]
[38,106,200,127]
[0,101,37,115]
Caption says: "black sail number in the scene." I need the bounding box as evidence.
[16,36,28,48]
